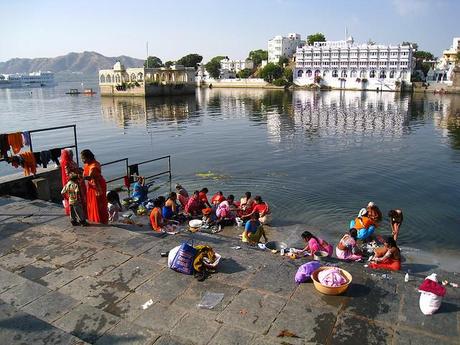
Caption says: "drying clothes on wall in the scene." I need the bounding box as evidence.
[40,150,51,168]
[22,131,31,147]
[19,152,37,176]
[33,152,42,166]
[50,148,61,166]
[7,132,24,154]
[0,134,9,158]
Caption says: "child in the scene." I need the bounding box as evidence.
[107,190,122,222]
[61,173,87,226]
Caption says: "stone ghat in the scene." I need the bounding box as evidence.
[0,195,458,345]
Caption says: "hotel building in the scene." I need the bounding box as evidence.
[268,33,303,63]
[293,37,414,91]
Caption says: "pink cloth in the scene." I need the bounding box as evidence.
[318,268,347,287]
[308,238,333,256]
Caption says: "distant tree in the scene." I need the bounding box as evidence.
[402,41,418,50]
[176,54,203,69]
[283,67,293,83]
[248,49,268,66]
[205,56,226,79]
[237,68,252,78]
[164,60,175,68]
[278,56,289,66]
[307,33,326,46]
[259,63,283,82]
[144,56,163,68]
[414,51,434,61]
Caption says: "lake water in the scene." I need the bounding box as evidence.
[1,81,460,270]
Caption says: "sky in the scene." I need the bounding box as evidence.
[0,0,459,63]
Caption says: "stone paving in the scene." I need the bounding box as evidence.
[0,195,459,345]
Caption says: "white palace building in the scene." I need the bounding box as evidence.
[293,37,415,91]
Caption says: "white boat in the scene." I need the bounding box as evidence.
[0,71,56,88]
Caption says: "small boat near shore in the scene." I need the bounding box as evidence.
[65,88,97,95]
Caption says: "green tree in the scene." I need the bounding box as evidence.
[278,56,289,66]
[259,63,283,82]
[176,54,203,69]
[144,56,163,68]
[307,33,326,46]
[248,49,268,66]
[164,60,175,68]
[205,56,225,79]
[414,51,434,61]
[283,67,293,83]
[237,68,252,78]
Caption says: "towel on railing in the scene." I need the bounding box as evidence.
[7,132,23,154]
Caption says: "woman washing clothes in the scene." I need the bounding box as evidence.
[81,149,108,224]
[242,196,272,225]
[369,236,401,271]
[298,231,333,258]
[162,192,183,222]
[215,194,238,229]
[239,191,254,217]
[242,212,268,245]
[350,208,376,241]
[335,228,362,261]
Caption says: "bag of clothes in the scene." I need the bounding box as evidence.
[418,273,446,315]
[294,261,321,284]
[170,241,197,275]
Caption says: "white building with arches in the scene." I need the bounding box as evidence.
[99,61,196,96]
[293,37,414,91]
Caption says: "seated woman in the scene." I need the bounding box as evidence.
[369,236,401,271]
[216,194,238,229]
[336,228,362,261]
[388,209,403,241]
[175,184,189,208]
[242,212,268,244]
[239,191,254,216]
[184,191,201,217]
[349,208,376,241]
[298,231,333,257]
[242,196,272,225]
[150,198,176,233]
[211,191,225,208]
[132,176,150,202]
[162,192,179,220]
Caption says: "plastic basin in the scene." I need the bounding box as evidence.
[265,241,287,251]
[311,267,353,295]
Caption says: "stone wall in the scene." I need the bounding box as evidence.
[0,167,62,203]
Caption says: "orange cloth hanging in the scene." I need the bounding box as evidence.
[19,152,37,176]
[8,132,24,154]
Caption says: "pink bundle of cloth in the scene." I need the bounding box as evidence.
[318,267,347,287]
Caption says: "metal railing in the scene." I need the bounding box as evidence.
[128,155,172,192]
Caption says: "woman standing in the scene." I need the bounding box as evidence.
[81,149,108,224]
[60,149,85,216]
[388,209,403,241]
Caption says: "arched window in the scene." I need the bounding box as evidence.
[115,75,121,83]
[306,70,312,78]
[351,70,357,78]
[389,70,395,78]
[323,70,329,77]
[369,70,376,78]
[137,72,143,81]
[297,70,303,77]
[359,70,366,78]
[314,70,321,77]
[379,70,386,79]
[341,70,347,78]
[100,75,106,83]
[400,70,407,79]
[106,75,112,83]
[332,70,338,78]
[131,73,136,81]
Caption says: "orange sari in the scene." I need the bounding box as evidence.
[83,160,108,224]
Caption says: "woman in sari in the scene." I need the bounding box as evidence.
[81,149,108,224]
[60,149,85,215]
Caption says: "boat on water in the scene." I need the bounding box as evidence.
[0,71,56,88]
[65,88,97,95]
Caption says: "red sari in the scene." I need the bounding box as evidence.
[83,159,108,224]
[60,149,86,215]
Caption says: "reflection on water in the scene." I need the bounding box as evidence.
[1,83,460,264]
[100,95,198,128]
